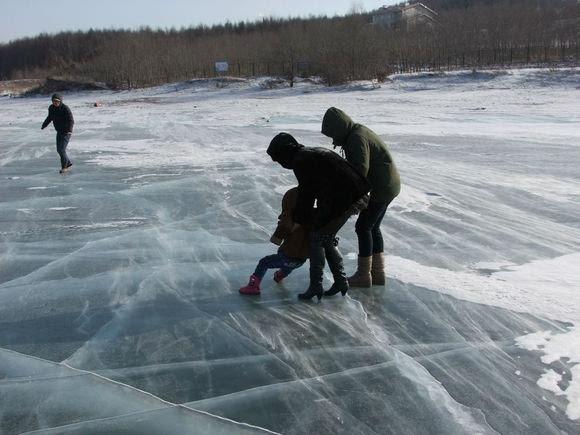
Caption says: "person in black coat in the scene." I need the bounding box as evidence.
[267,133,370,300]
[41,93,74,173]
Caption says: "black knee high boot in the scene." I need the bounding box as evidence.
[299,240,325,301]
[323,238,348,297]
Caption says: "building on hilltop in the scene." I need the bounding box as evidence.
[372,2,438,31]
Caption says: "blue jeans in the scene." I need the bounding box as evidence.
[253,252,305,280]
[56,132,71,169]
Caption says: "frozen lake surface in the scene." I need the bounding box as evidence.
[1,68,579,434]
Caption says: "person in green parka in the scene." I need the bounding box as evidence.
[321,107,401,289]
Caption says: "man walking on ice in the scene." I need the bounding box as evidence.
[41,93,74,173]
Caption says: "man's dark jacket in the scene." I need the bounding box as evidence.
[267,133,370,229]
[42,103,74,133]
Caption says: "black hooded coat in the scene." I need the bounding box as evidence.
[267,133,370,229]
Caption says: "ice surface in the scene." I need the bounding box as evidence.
[1,69,579,434]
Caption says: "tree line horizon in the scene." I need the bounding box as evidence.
[1,0,577,89]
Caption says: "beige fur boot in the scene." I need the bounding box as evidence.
[371,252,386,286]
[347,256,372,288]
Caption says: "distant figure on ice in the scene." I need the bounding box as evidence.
[267,133,370,301]
[239,187,310,295]
[321,107,400,288]
[41,93,74,173]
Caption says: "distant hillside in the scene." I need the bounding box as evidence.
[1,0,577,90]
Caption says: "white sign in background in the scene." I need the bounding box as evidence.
[215,62,229,72]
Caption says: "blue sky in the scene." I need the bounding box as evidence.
[0,0,399,43]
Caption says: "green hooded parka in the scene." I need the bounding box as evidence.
[321,107,400,203]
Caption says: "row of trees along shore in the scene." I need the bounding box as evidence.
[1,0,578,89]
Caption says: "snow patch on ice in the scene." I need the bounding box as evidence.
[516,327,580,420]
[392,253,580,323]
[391,253,580,421]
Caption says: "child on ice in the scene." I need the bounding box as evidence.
[239,187,309,295]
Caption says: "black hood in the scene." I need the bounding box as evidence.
[267,133,304,169]
[51,93,63,102]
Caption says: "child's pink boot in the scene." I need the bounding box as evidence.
[239,275,261,295]
[273,270,287,283]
